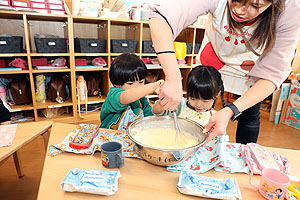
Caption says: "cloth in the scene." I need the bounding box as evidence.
[100,87,153,130]
[49,124,141,158]
[150,0,300,93]
[0,124,17,147]
[167,135,249,174]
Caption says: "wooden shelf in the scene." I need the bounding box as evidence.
[37,112,74,123]
[75,67,108,72]
[32,69,71,73]
[35,99,73,109]
[0,11,204,123]
[141,53,156,56]
[0,70,29,74]
[30,53,70,57]
[0,53,27,57]
[10,104,34,112]
[79,95,106,105]
[75,110,101,123]
[74,53,109,57]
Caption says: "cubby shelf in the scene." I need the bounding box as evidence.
[0,10,207,123]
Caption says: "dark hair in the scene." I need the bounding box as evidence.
[109,53,147,86]
[186,65,225,107]
[227,0,285,55]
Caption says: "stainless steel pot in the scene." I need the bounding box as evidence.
[126,115,207,166]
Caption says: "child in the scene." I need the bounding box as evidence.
[153,65,225,127]
[100,53,163,131]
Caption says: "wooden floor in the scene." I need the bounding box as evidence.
[0,110,300,200]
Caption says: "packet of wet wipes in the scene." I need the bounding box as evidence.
[177,171,242,200]
[61,168,121,196]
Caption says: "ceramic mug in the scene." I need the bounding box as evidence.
[101,141,124,168]
[251,168,290,200]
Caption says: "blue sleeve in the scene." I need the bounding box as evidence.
[157,97,187,116]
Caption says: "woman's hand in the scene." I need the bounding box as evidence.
[158,78,182,111]
[202,107,233,145]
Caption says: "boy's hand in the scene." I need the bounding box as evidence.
[153,80,164,94]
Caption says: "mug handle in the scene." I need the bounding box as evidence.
[115,154,122,168]
[249,172,259,189]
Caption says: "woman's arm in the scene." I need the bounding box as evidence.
[120,80,163,105]
[203,79,275,145]
[149,18,182,111]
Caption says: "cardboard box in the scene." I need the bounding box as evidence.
[282,84,300,130]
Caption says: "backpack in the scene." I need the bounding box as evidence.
[240,143,291,185]
[9,77,31,105]
[47,76,67,103]
[85,74,101,96]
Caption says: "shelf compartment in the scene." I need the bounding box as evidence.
[10,104,34,112]
[37,112,74,123]
[35,99,73,109]
[25,13,68,22]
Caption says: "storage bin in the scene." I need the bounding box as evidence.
[0,59,9,68]
[186,43,193,54]
[0,36,23,53]
[194,43,201,54]
[111,39,137,53]
[74,38,106,53]
[31,58,47,66]
[142,40,155,53]
[34,38,67,53]
[75,58,87,66]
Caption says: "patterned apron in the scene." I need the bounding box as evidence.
[196,0,263,95]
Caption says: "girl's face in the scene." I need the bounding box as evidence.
[188,97,215,113]
[119,79,145,90]
[228,0,271,23]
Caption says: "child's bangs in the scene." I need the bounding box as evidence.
[128,67,147,82]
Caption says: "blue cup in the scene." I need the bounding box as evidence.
[101,141,124,168]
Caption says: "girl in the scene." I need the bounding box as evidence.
[100,53,163,131]
[153,65,225,127]
[149,0,300,144]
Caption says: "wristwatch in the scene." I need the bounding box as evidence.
[225,102,242,121]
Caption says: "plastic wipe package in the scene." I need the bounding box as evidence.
[177,171,242,200]
[61,168,121,196]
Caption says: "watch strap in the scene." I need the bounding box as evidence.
[225,102,242,121]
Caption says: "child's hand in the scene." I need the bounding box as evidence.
[153,79,164,94]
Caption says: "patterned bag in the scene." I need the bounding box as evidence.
[240,143,291,185]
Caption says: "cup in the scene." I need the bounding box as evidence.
[101,141,124,168]
[251,168,290,200]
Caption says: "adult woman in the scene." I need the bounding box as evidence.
[149,0,300,144]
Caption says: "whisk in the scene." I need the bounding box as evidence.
[172,111,186,144]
